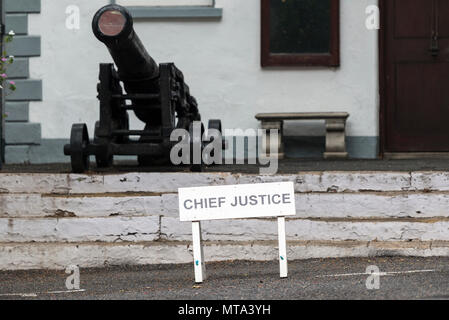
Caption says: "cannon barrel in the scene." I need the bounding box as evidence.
[93,5,161,125]
[92,4,159,82]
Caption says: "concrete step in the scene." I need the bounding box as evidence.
[2,215,449,243]
[1,171,448,194]
[1,192,449,219]
[1,240,449,271]
[1,171,449,269]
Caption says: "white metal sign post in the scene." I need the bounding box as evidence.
[179,182,296,283]
[191,220,206,282]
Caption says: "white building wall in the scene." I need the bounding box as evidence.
[28,0,379,150]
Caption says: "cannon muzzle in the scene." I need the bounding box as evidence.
[92,4,160,125]
[92,4,159,82]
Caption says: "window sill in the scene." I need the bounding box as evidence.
[126,6,222,19]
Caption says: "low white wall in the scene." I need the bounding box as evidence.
[2,171,449,269]
[28,0,379,141]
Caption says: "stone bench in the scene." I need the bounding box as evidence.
[255,112,350,159]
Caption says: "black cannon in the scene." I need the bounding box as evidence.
[64,4,222,173]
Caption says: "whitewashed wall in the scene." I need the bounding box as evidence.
[2,170,449,270]
[28,0,379,140]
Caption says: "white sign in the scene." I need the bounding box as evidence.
[178,182,296,283]
[178,182,296,222]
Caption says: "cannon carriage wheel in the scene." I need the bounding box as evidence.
[208,119,223,144]
[94,121,113,168]
[189,121,205,172]
[69,123,90,173]
[208,119,222,134]
[207,119,224,160]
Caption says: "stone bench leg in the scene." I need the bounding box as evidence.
[324,119,348,159]
[261,120,284,160]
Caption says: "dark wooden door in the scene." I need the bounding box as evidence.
[383,0,449,152]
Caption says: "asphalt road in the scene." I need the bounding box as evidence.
[1,257,449,300]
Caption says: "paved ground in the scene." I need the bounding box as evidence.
[1,257,449,300]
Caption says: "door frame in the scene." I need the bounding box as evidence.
[378,0,387,158]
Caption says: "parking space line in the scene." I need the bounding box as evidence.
[316,269,436,278]
[0,289,86,298]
